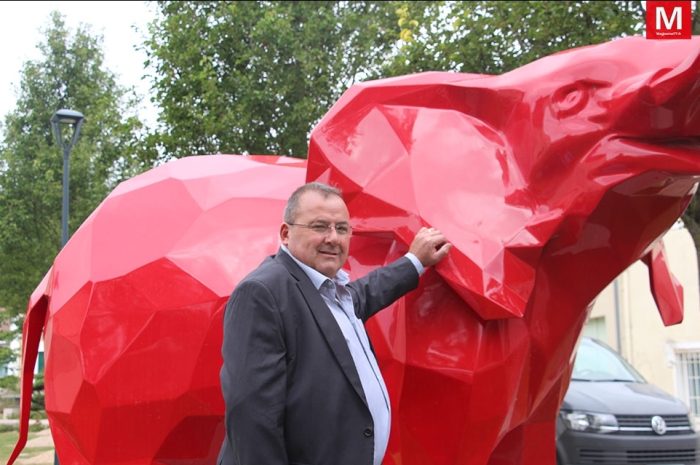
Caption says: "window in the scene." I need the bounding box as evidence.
[572,337,644,382]
[675,349,700,419]
[583,316,607,343]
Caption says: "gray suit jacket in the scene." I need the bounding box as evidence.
[217,249,419,465]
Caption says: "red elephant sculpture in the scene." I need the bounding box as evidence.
[9,36,700,465]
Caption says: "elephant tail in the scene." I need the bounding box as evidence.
[6,269,51,465]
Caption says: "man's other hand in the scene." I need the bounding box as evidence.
[409,227,452,268]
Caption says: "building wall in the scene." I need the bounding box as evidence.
[585,223,700,420]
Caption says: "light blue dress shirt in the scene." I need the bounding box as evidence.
[281,245,423,465]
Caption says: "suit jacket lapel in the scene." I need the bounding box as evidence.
[274,250,368,408]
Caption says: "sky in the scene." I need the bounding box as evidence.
[0,1,158,127]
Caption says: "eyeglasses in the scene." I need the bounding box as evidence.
[287,222,352,236]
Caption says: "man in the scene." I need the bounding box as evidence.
[218,182,451,465]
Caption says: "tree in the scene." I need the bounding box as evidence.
[143,1,400,159]
[386,1,645,76]
[0,12,144,317]
[0,314,17,369]
[145,1,648,160]
[31,373,45,416]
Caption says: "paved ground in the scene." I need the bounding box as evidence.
[24,428,53,448]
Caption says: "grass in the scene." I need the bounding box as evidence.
[0,431,19,461]
[0,428,54,464]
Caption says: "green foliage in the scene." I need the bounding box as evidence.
[31,373,45,414]
[29,420,48,432]
[0,424,18,433]
[0,313,19,369]
[0,346,15,371]
[0,12,144,317]
[385,1,645,76]
[0,420,48,433]
[143,1,401,159]
[0,375,19,392]
[144,1,646,161]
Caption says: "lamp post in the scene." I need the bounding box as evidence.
[50,108,84,465]
[51,109,84,247]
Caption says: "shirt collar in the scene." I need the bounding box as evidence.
[280,245,349,289]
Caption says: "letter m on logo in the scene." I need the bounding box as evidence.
[646,1,692,39]
[657,6,682,30]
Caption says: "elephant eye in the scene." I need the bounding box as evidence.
[552,82,590,118]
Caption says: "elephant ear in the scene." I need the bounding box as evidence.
[7,269,52,465]
[308,75,565,320]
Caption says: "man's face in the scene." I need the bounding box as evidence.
[280,191,351,278]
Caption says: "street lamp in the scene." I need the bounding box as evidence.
[51,109,84,247]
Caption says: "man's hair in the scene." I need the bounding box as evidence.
[284,182,343,223]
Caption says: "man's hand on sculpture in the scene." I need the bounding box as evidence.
[409,227,452,268]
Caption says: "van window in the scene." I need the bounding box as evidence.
[572,338,645,382]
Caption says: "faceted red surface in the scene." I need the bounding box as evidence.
[306,36,700,465]
[9,155,307,465]
[9,36,700,465]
